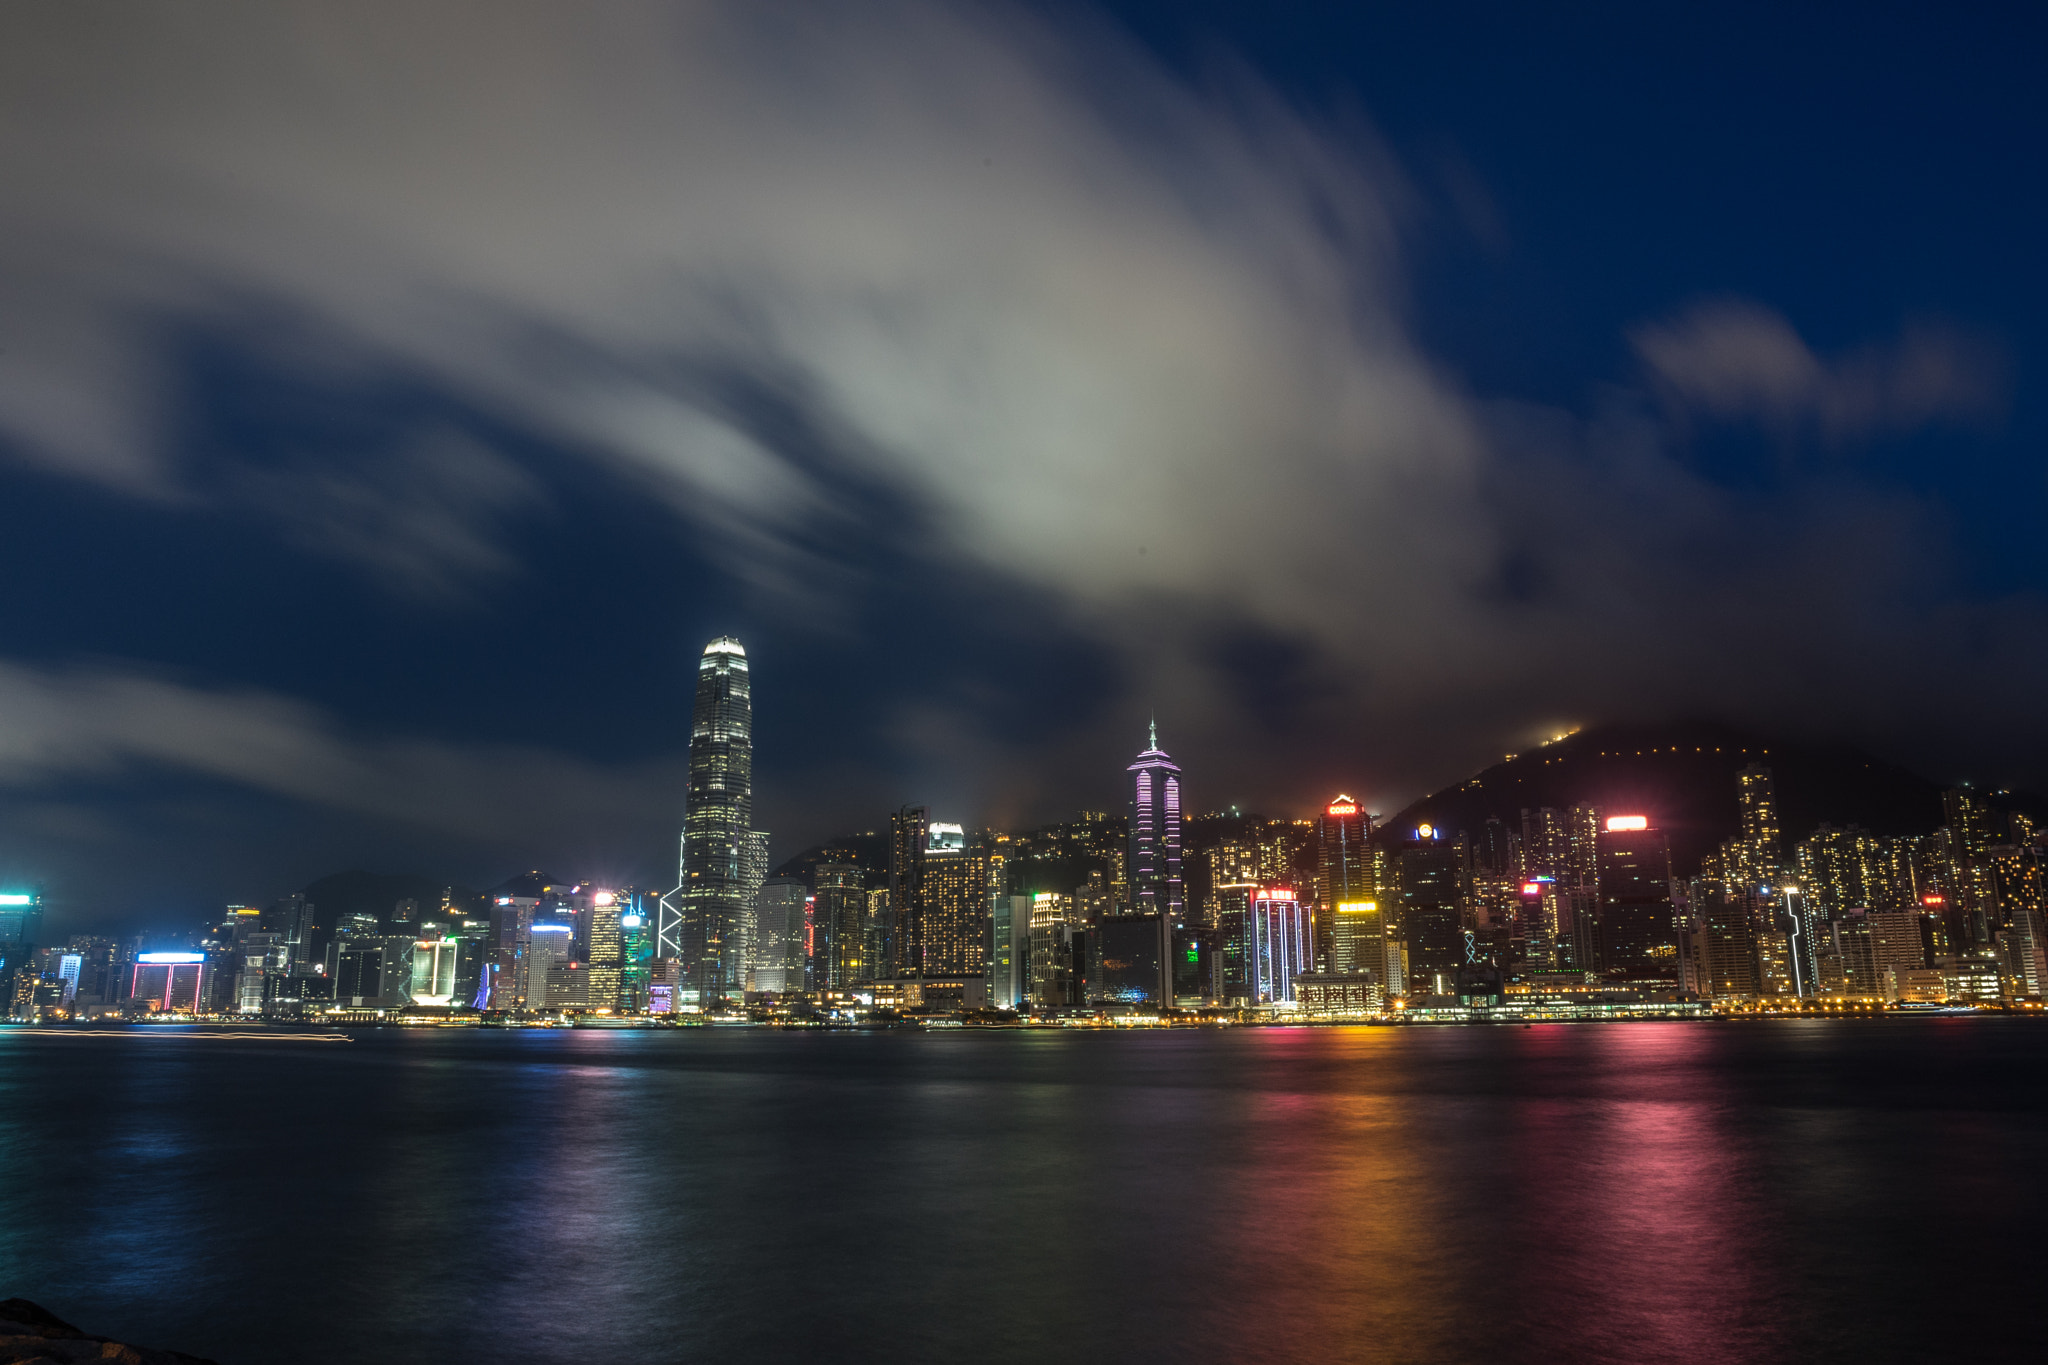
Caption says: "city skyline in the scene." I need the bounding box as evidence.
[0,2,2043,935]
[13,632,2042,1023]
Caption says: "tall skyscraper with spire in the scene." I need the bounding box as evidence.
[1127,721,1185,921]
[658,637,763,1005]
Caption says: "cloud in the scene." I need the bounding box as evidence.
[0,659,676,843]
[225,427,545,600]
[1631,300,2004,441]
[0,0,2040,840]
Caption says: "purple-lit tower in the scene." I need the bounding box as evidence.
[1127,720,1185,922]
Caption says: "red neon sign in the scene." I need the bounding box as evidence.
[1326,801,1358,816]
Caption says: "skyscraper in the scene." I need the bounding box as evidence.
[1315,795,1370,967]
[911,823,990,978]
[1736,764,1782,884]
[660,636,757,1005]
[585,890,623,1012]
[1595,815,1678,978]
[1127,721,1184,921]
[888,805,930,975]
[813,864,867,990]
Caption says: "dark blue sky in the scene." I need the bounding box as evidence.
[0,0,2041,936]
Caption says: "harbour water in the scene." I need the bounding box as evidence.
[2,1020,2043,1364]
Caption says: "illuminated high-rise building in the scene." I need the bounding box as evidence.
[659,636,758,1005]
[1736,765,1782,885]
[585,889,623,1011]
[1218,885,1308,1005]
[1594,815,1678,978]
[618,895,654,1011]
[888,806,930,975]
[1520,808,1569,880]
[1399,829,1467,994]
[813,864,867,990]
[990,893,1031,1009]
[1127,722,1184,921]
[1315,795,1370,966]
[1028,891,1077,1008]
[1797,825,1881,920]
[130,952,208,1013]
[750,877,810,994]
[911,823,990,978]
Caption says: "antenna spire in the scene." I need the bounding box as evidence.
[1149,714,1158,749]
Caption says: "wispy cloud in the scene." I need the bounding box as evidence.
[1631,299,2004,441]
[0,660,676,842]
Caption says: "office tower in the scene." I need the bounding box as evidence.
[1520,808,1569,880]
[617,898,653,1012]
[1127,722,1185,920]
[233,931,288,1014]
[585,890,623,1011]
[335,937,416,1008]
[1399,831,1467,994]
[409,939,461,1006]
[862,887,892,983]
[990,893,1030,1009]
[485,893,534,1010]
[1028,892,1079,1008]
[1565,807,1602,889]
[1315,796,1371,967]
[1327,896,1387,1002]
[660,636,757,1005]
[130,953,209,1013]
[544,960,592,1011]
[1595,815,1678,978]
[524,922,573,1011]
[1513,877,1556,969]
[912,824,991,978]
[738,829,771,979]
[0,892,44,989]
[262,893,319,973]
[888,805,930,975]
[813,864,867,990]
[1218,886,1308,1005]
[751,877,810,994]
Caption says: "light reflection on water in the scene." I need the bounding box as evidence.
[2,1022,2044,1364]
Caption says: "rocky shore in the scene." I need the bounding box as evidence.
[0,1300,217,1365]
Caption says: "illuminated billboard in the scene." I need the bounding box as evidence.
[1605,815,1649,832]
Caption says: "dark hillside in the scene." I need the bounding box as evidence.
[1386,720,1963,878]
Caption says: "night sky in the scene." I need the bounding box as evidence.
[1,1,2041,936]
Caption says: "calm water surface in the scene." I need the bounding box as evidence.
[2,1020,2043,1364]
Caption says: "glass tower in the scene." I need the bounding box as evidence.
[1126,722,1184,921]
[660,637,756,1005]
